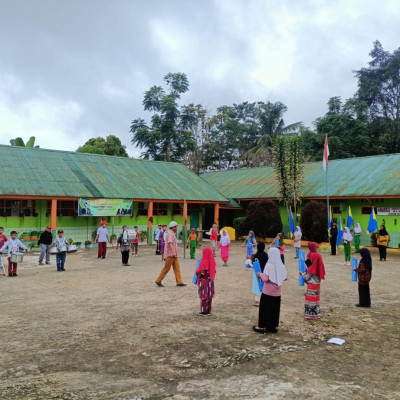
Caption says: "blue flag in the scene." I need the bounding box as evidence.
[289,210,295,237]
[347,206,354,228]
[336,218,343,247]
[367,208,378,233]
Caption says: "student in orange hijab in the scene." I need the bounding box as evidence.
[187,228,198,259]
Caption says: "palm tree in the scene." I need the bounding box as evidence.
[244,102,302,165]
[10,136,40,148]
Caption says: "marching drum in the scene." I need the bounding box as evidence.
[11,252,24,263]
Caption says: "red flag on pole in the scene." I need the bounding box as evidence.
[323,135,329,170]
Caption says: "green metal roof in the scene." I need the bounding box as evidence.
[202,153,400,199]
[0,145,227,202]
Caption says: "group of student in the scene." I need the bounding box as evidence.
[0,226,70,275]
[329,222,390,263]
[185,223,231,266]
[240,227,373,334]
[0,220,379,328]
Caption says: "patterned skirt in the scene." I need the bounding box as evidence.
[304,283,321,320]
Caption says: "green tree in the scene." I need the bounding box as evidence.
[204,101,300,170]
[287,135,304,216]
[10,136,39,148]
[273,135,304,218]
[300,201,328,242]
[355,40,400,153]
[245,101,302,165]
[273,135,291,208]
[182,104,213,174]
[312,96,376,160]
[76,135,128,157]
[243,199,282,238]
[130,73,196,162]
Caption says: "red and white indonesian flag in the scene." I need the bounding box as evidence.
[323,135,329,171]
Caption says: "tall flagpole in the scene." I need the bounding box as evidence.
[326,163,329,229]
[323,134,330,229]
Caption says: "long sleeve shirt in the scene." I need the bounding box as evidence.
[259,273,282,296]
[0,238,27,257]
[38,231,53,245]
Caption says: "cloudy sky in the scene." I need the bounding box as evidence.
[0,0,399,157]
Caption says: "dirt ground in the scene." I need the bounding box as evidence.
[0,242,399,400]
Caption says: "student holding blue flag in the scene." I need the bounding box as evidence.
[243,231,257,259]
[253,248,287,334]
[354,248,372,307]
[251,243,268,307]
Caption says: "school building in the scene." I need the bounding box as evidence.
[0,145,227,245]
[1,145,399,248]
[202,153,400,248]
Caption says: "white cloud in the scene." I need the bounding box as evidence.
[1,0,400,153]
[0,73,85,150]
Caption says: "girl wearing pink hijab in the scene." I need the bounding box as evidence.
[196,247,216,316]
[218,229,231,266]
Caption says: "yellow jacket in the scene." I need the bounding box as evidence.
[377,234,389,246]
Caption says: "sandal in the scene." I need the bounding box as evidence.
[253,302,260,307]
[252,326,265,333]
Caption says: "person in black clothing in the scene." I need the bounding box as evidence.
[251,242,269,272]
[251,242,269,307]
[329,222,338,255]
[38,225,53,265]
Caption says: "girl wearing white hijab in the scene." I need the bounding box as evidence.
[293,226,302,259]
[218,229,231,266]
[353,223,362,252]
[342,227,353,265]
[253,248,287,334]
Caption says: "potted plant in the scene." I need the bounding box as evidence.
[73,241,82,249]
[84,240,92,248]
[140,230,147,243]
[28,242,39,252]
[67,238,77,252]
[108,233,117,248]
[92,229,98,248]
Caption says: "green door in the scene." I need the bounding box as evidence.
[190,211,199,229]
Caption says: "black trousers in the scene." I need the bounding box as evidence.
[378,245,386,260]
[121,251,130,265]
[258,293,281,331]
[330,236,337,255]
[358,284,371,307]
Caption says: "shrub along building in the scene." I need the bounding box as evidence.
[202,153,400,249]
[0,146,228,245]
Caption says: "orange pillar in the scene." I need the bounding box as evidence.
[214,203,220,228]
[183,201,188,227]
[50,199,57,230]
[147,201,153,244]
[147,201,153,228]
